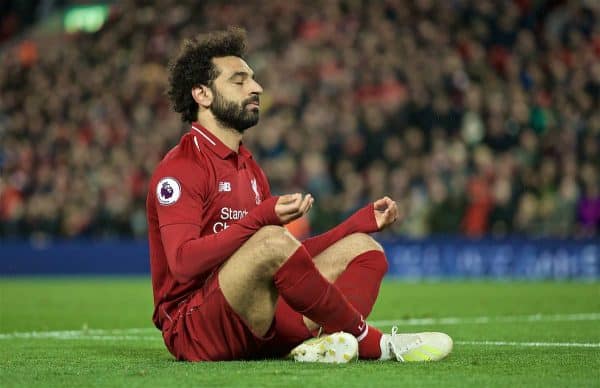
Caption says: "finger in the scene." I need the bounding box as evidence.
[383,197,395,209]
[282,210,303,224]
[278,202,302,216]
[388,201,399,219]
[384,208,393,221]
[279,193,301,205]
[277,195,294,205]
[284,193,302,203]
[279,194,305,215]
[292,194,304,209]
[302,197,315,215]
[298,196,310,213]
[373,198,388,211]
[298,194,313,214]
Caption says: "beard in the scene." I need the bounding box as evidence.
[210,86,259,133]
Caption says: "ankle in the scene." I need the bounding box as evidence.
[357,325,383,359]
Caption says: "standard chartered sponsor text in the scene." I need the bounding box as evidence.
[213,207,249,232]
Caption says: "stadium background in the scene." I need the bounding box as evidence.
[1,1,599,387]
[1,0,598,278]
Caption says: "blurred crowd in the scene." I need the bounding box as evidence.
[1,0,599,240]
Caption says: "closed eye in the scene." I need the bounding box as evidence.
[229,71,255,85]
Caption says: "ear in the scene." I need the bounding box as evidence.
[191,85,213,109]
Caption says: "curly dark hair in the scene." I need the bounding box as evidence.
[167,27,247,123]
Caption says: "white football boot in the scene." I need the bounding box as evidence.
[379,327,453,362]
[289,332,359,363]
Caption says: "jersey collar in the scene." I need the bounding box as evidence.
[191,123,235,159]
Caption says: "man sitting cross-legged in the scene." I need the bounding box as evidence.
[146,27,452,363]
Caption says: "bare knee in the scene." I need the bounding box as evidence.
[349,233,388,276]
[341,233,387,275]
[313,233,386,282]
[344,233,384,254]
[252,225,288,242]
[253,226,301,277]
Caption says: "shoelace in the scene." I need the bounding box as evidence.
[388,326,402,361]
[387,326,423,362]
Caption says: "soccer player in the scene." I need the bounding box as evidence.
[147,27,452,363]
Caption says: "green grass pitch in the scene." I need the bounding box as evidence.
[1,278,599,387]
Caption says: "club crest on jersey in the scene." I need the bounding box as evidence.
[251,178,261,205]
[156,177,181,206]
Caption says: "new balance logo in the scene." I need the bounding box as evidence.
[218,182,231,192]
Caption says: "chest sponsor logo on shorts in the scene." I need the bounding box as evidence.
[156,177,181,206]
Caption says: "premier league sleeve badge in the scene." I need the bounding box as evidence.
[156,177,181,206]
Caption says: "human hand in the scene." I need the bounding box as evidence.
[275,193,314,224]
[373,196,401,230]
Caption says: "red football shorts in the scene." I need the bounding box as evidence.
[161,274,312,361]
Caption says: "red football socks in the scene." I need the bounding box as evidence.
[273,245,384,359]
[333,250,388,317]
[333,249,388,359]
[357,325,383,359]
[274,245,366,337]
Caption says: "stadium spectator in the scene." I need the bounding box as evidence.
[1,0,598,239]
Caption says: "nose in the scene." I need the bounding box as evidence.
[249,78,263,95]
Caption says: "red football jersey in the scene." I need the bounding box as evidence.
[146,123,277,329]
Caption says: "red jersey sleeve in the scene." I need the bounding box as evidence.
[302,203,379,257]
[153,173,206,228]
[160,196,280,282]
[152,161,282,283]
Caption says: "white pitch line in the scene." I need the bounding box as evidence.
[1,312,598,340]
[1,334,599,348]
[10,335,161,341]
[368,312,600,327]
[0,331,161,340]
[457,341,600,348]
[0,328,157,339]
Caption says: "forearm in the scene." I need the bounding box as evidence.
[168,223,262,282]
[162,196,280,282]
[302,203,378,257]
